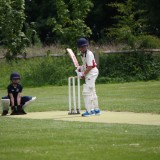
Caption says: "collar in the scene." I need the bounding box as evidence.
[81,50,88,57]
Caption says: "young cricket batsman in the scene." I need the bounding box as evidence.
[1,72,36,116]
[76,38,101,116]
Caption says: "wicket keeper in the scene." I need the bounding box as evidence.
[76,38,101,116]
[1,72,36,116]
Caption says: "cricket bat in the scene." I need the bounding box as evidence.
[66,48,79,68]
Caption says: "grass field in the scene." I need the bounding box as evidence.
[1,81,160,113]
[0,81,160,160]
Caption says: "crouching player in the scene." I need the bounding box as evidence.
[1,72,36,116]
[76,38,101,116]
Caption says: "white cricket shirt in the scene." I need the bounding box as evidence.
[81,49,99,76]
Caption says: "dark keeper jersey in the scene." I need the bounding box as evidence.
[7,84,23,100]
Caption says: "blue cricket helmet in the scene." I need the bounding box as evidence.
[10,72,20,80]
[77,38,88,48]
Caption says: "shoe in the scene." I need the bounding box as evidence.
[10,110,18,115]
[94,109,101,115]
[21,110,27,114]
[82,111,90,117]
[18,110,27,115]
[1,110,8,116]
[10,106,18,115]
[90,110,95,116]
[17,105,27,115]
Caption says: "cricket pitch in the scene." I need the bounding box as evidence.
[8,111,160,126]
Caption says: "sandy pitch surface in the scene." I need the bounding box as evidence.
[9,111,160,126]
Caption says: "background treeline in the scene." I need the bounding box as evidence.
[24,0,160,45]
[1,0,160,56]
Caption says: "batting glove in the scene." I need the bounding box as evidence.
[75,70,85,79]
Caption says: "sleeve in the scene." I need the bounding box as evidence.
[19,85,23,93]
[86,51,96,67]
[7,85,12,94]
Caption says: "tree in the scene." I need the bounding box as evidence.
[86,0,120,42]
[25,0,57,44]
[107,0,144,47]
[144,0,160,36]
[25,0,119,44]
[0,0,28,60]
[47,0,93,50]
[23,0,160,45]
[107,0,160,48]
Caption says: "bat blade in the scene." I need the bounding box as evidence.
[66,48,79,67]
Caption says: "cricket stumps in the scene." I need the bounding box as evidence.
[68,76,81,114]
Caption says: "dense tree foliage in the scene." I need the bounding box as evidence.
[0,0,28,60]
[0,0,160,51]
[25,0,93,48]
[145,0,160,36]
[107,0,147,47]
[47,0,93,49]
[86,0,121,42]
[107,0,160,48]
[25,0,57,44]
[24,0,160,45]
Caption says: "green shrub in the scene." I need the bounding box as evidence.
[22,57,75,86]
[0,56,75,88]
[138,35,160,49]
[0,52,160,88]
[99,52,160,83]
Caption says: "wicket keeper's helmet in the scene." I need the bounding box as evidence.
[77,38,88,48]
[10,72,20,80]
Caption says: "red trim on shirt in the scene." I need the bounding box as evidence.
[86,60,97,68]
[92,60,96,68]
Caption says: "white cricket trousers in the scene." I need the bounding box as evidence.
[82,68,99,112]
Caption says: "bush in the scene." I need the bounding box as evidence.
[0,56,75,88]
[0,51,160,88]
[22,57,75,86]
[138,35,160,49]
[99,52,160,83]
